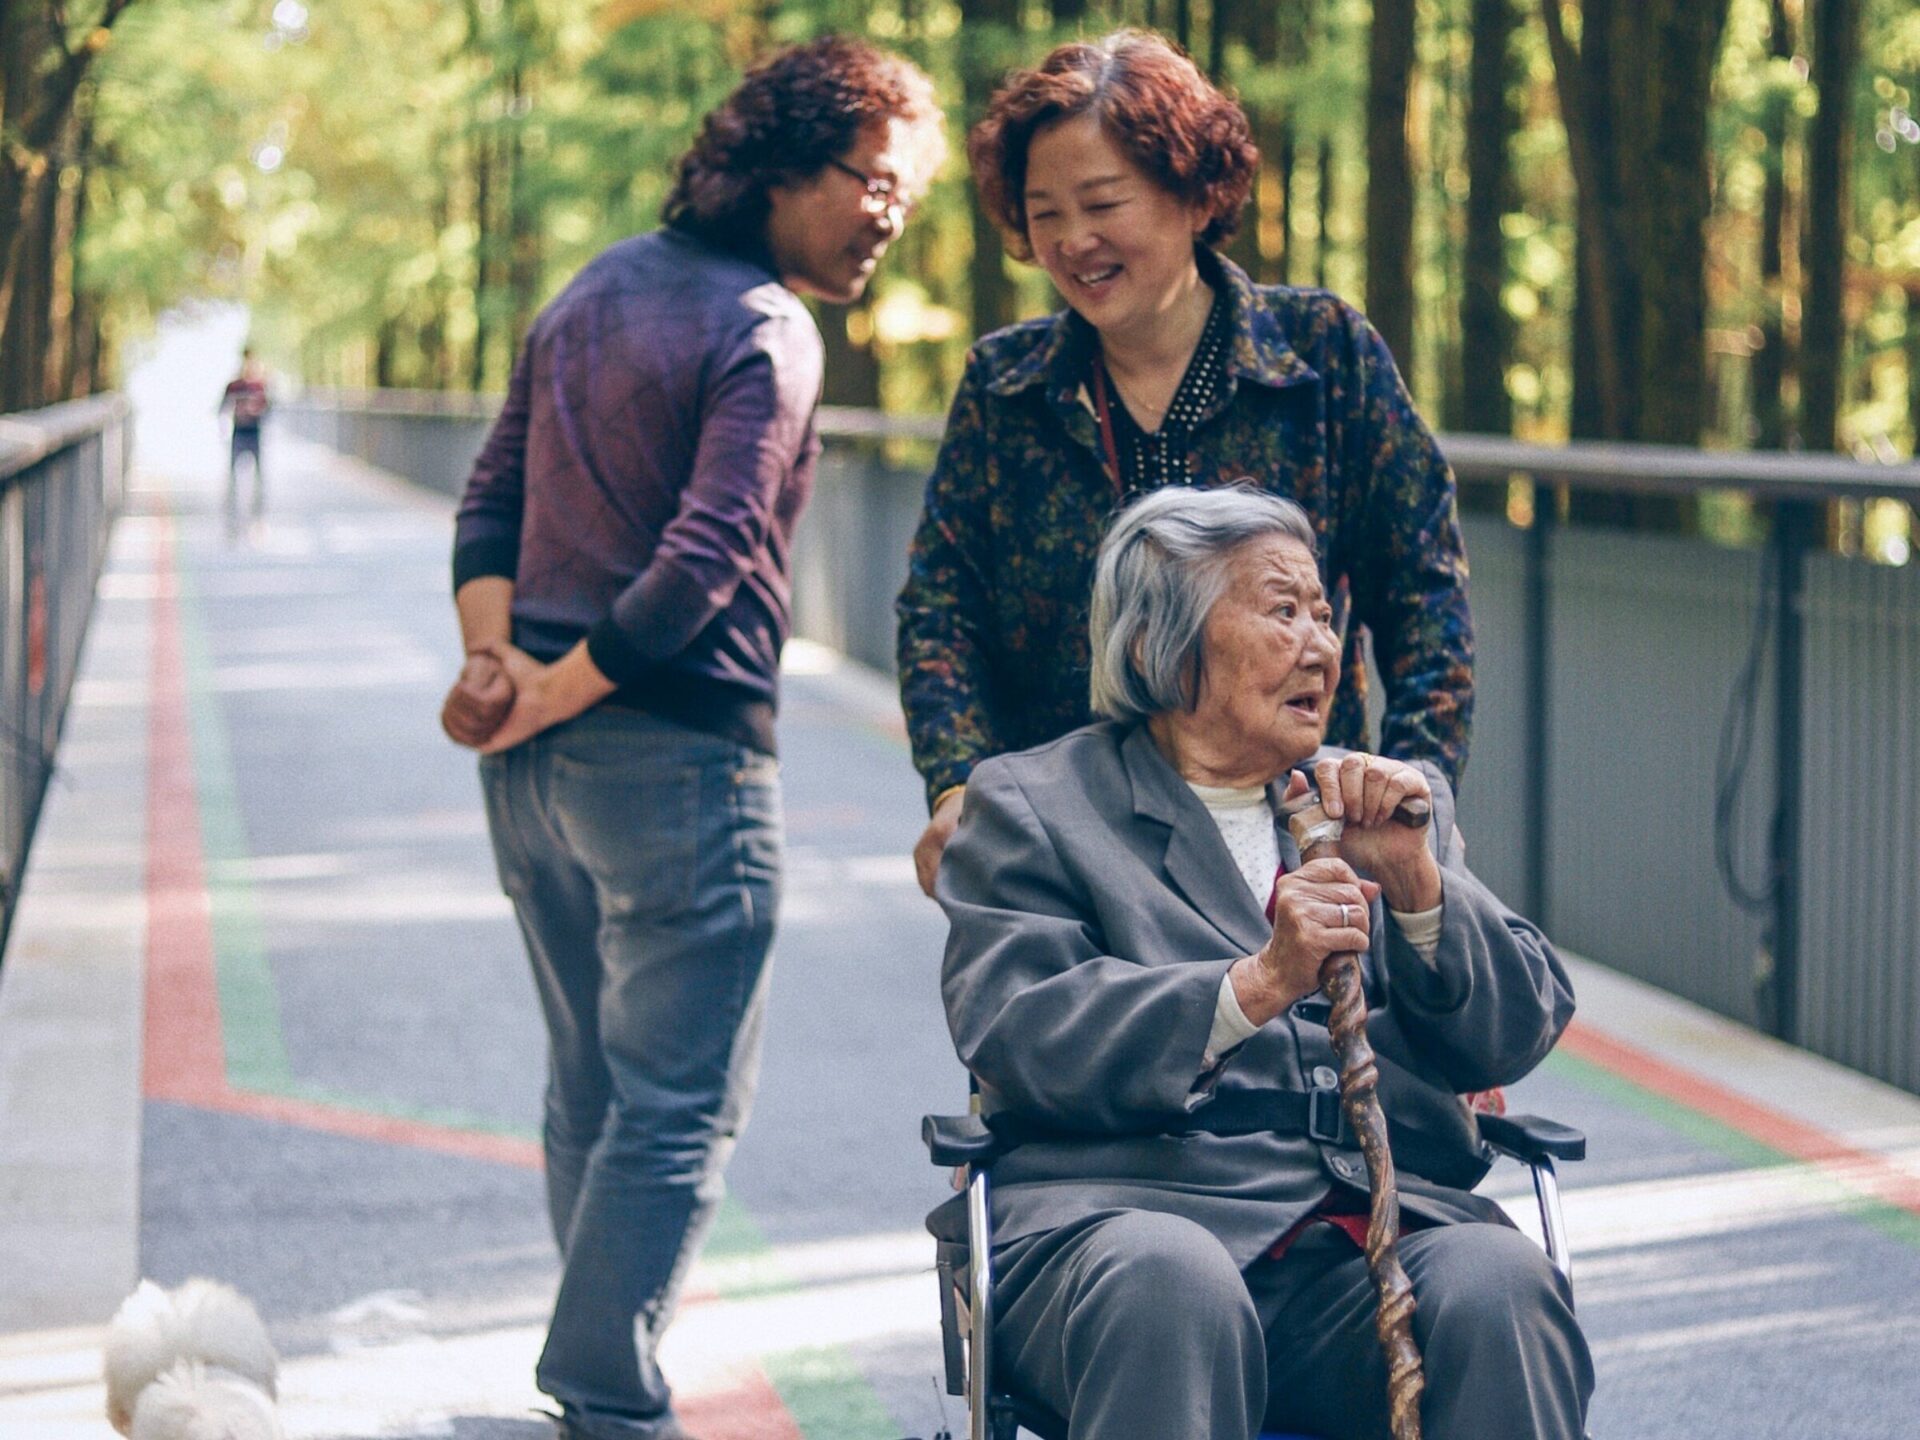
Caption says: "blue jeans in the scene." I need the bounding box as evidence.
[480,708,781,1436]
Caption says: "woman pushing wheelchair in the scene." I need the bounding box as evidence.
[933,487,1593,1440]
[897,29,1474,899]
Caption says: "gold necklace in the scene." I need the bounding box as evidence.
[1102,290,1211,431]
[1104,365,1173,429]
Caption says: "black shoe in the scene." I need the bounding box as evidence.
[539,1405,701,1440]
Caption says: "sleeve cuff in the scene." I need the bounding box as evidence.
[1201,970,1261,1071]
[923,763,978,814]
[1385,882,1472,1015]
[452,536,519,592]
[1388,902,1443,966]
[585,617,651,687]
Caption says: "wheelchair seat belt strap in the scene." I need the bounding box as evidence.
[985,1084,1350,1149]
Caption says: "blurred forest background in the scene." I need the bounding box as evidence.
[3,0,1918,533]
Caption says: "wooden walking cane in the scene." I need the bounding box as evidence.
[1285,787,1430,1440]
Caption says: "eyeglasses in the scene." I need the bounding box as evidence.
[826,157,914,217]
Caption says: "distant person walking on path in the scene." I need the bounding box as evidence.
[441,37,943,1440]
[896,30,1474,896]
[217,348,270,535]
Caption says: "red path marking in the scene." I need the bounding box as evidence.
[1561,1021,1920,1217]
[139,518,1919,1240]
[140,511,539,1170]
[679,1371,808,1440]
[140,507,794,1427]
[142,524,225,1103]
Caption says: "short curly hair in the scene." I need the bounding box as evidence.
[968,30,1257,262]
[663,36,944,249]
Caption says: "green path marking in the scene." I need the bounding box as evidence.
[765,1348,908,1440]
[171,529,292,1092]
[1542,1048,1920,1249]
[165,515,915,1437]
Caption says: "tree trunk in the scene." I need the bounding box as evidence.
[1271,125,1297,285]
[466,0,494,392]
[1800,0,1856,452]
[0,119,59,412]
[1543,0,1623,439]
[1553,0,1630,521]
[0,0,138,382]
[1220,0,1262,276]
[0,0,45,366]
[1223,0,1300,285]
[963,0,1021,338]
[1316,137,1336,290]
[47,82,98,402]
[818,301,883,408]
[1461,0,1516,435]
[470,123,494,391]
[1619,3,1732,446]
[375,318,398,390]
[506,61,541,358]
[1545,0,1732,447]
[1551,0,1732,529]
[1906,286,1920,453]
[1365,0,1418,368]
[44,115,81,401]
[423,165,452,390]
[1751,0,1796,449]
[1568,247,1604,440]
[65,288,100,399]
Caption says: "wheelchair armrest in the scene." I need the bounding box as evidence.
[922,1113,1007,1168]
[1477,1111,1586,1164]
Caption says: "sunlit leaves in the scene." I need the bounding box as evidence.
[45,0,1915,455]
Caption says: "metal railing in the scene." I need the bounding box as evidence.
[1444,451,1920,1089]
[279,388,502,499]
[283,389,1920,1095]
[0,395,130,957]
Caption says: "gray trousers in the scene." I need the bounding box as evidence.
[226,428,264,528]
[481,708,782,1438]
[993,1209,1593,1440]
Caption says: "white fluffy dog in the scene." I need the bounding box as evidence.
[103,1278,283,1440]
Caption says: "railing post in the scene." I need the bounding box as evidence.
[1766,498,1813,1044]
[1523,485,1554,930]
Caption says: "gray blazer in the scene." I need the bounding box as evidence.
[937,721,1576,1266]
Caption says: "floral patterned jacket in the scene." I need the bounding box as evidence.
[894,248,1473,810]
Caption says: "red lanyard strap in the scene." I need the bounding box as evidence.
[1090,361,1125,500]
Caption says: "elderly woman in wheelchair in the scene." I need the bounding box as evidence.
[927,486,1594,1440]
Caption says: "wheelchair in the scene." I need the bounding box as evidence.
[920,1102,1586,1440]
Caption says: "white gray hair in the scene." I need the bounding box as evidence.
[1088,485,1319,723]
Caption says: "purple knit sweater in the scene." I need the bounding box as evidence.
[454,227,824,755]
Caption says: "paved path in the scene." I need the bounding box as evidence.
[2,434,1918,1439]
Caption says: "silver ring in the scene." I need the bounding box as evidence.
[1340,903,1354,928]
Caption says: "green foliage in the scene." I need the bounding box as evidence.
[60,0,1920,458]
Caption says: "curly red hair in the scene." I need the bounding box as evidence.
[968,30,1257,262]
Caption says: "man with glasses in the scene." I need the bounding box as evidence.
[443,37,943,1440]
[827,155,916,214]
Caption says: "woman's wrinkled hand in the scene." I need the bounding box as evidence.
[1311,754,1441,912]
[1264,857,1379,980]
[1233,857,1382,1025]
